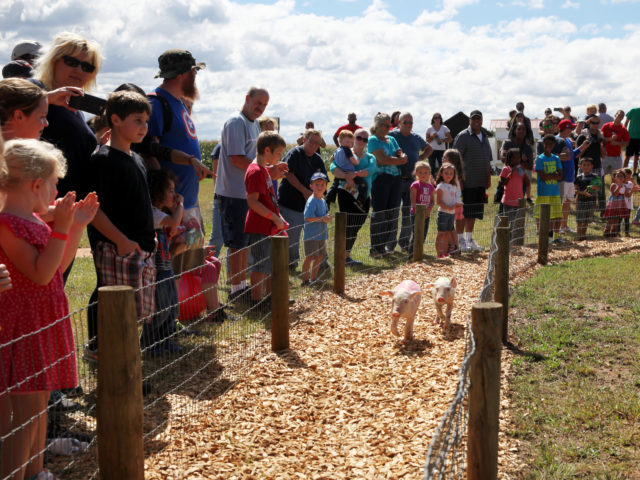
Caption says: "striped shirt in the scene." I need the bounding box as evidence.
[453,127,492,189]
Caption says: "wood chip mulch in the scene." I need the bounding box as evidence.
[141,238,639,480]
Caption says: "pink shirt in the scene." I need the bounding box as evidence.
[410,180,435,214]
[500,165,525,207]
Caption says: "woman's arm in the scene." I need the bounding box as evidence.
[371,148,407,167]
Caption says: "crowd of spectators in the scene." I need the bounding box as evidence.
[1,33,640,480]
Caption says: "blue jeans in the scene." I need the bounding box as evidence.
[279,205,305,268]
[370,174,402,253]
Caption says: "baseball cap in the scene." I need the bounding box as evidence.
[310,172,328,183]
[155,49,206,79]
[469,110,482,118]
[11,41,42,61]
[2,60,33,79]
[558,119,576,130]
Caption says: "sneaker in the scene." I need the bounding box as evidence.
[164,340,184,354]
[459,238,471,253]
[565,226,576,234]
[82,345,98,363]
[438,253,450,259]
[449,247,461,257]
[175,321,204,336]
[468,239,484,252]
[301,279,310,287]
[35,470,59,480]
[207,307,227,324]
[49,391,82,412]
[345,256,362,266]
[369,249,384,258]
[384,247,395,255]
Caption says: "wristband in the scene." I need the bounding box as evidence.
[266,212,273,220]
[50,230,68,241]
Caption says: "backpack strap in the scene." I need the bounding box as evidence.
[147,91,172,136]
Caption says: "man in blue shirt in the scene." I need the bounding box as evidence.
[389,112,432,252]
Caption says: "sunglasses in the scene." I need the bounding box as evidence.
[589,121,600,126]
[62,55,96,73]
[356,136,368,142]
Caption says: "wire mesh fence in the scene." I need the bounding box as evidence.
[4,195,640,479]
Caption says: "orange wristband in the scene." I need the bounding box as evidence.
[266,212,273,220]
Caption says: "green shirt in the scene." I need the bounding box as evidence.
[626,108,640,139]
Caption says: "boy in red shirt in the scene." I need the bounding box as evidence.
[601,109,630,182]
[244,131,288,307]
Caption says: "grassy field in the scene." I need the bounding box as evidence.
[507,254,640,478]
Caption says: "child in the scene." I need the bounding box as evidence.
[83,91,157,362]
[245,131,288,308]
[302,172,332,285]
[499,148,531,232]
[443,149,466,252]
[574,157,601,241]
[602,169,629,237]
[408,161,435,255]
[435,162,462,258]
[535,134,564,243]
[622,168,639,236]
[0,139,98,480]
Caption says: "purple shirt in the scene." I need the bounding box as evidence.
[410,180,435,214]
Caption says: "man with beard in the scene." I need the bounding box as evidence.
[148,49,206,213]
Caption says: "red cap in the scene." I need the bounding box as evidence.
[558,119,576,130]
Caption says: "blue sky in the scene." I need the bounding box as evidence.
[2,0,640,141]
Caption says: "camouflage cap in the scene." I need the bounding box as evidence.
[155,49,206,79]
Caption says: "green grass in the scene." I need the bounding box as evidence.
[508,255,640,478]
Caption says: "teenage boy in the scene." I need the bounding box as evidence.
[535,134,564,243]
[83,91,156,361]
[245,131,288,308]
[302,173,332,285]
[574,157,601,241]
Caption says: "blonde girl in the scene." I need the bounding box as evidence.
[602,169,628,237]
[408,161,435,254]
[0,139,98,480]
[435,162,462,258]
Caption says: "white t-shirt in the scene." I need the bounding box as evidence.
[427,125,450,151]
[436,182,461,214]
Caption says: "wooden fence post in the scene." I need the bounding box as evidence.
[271,235,290,352]
[97,286,144,480]
[513,198,527,246]
[494,227,510,344]
[412,204,425,261]
[467,302,503,480]
[498,215,509,228]
[333,211,347,294]
[537,203,550,265]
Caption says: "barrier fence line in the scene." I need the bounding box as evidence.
[3,197,639,479]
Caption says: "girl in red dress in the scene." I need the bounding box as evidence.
[0,138,98,480]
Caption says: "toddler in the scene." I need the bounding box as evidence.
[302,172,332,285]
[435,162,462,258]
[408,161,435,255]
[574,157,601,241]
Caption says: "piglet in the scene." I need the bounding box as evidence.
[380,280,422,342]
[426,276,457,331]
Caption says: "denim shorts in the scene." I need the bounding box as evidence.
[248,233,271,274]
[220,195,249,249]
[437,211,455,232]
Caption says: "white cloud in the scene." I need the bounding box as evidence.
[1,0,639,142]
[561,0,579,7]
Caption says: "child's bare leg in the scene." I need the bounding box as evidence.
[448,230,459,249]
[301,256,313,282]
[577,223,587,240]
[250,271,265,301]
[436,232,448,256]
[310,255,322,281]
[455,219,464,236]
[201,282,221,312]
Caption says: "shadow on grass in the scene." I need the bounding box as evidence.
[505,340,546,362]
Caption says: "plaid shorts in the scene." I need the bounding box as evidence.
[93,241,156,321]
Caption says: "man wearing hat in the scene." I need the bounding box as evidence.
[2,60,33,79]
[452,110,493,252]
[148,49,206,210]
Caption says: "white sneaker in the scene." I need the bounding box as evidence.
[459,237,471,253]
[468,239,484,252]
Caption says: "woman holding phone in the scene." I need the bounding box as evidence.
[35,33,102,204]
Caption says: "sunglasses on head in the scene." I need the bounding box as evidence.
[62,55,96,73]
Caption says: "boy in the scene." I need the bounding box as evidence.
[574,157,601,241]
[84,91,157,361]
[302,172,332,285]
[535,134,564,243]
[245,131,288,308]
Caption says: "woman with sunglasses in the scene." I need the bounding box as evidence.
[35,33,101,206]
[426,113,452,175]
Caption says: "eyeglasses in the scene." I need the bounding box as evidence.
[61,55,96,73]
[589,121,600,126]
[356,136,368,142]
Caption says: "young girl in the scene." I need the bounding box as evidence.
[621,168,639,236]
[0,139,98,480]
[499,148,531,232]
[602,169,628,237]
[148,170,225,334]
[408,161,435,255]
[442,149,464,254]
[435,162,462,258]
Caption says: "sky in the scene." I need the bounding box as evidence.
[2,0,640,142]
